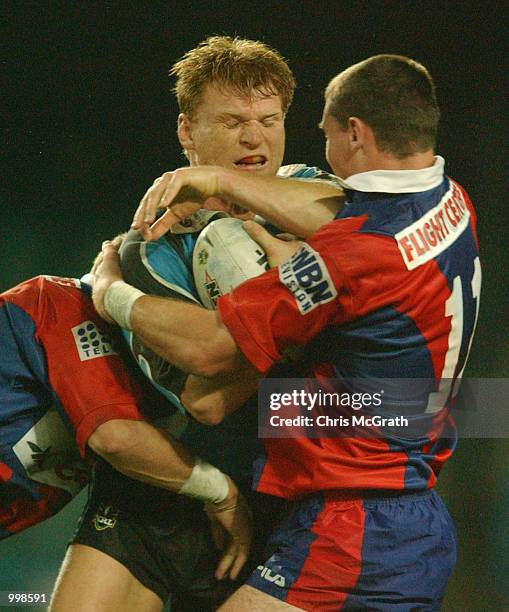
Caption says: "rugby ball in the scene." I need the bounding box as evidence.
[193,218,269,309]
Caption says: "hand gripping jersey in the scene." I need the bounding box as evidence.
[0,276,148,538]
[118,164,340,482]
[218,157,481,498]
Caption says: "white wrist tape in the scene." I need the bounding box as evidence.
[179,458,229,504]
[103,280,145,330]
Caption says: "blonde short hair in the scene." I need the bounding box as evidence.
[171,36,296,117]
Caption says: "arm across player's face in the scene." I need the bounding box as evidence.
[133,166,344,241]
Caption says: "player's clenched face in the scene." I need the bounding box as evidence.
[177,84,285,176]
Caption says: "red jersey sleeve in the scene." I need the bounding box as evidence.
[217,221,357,373]
[17,277,145,455]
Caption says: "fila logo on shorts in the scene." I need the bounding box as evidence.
[279,245,337,314]
[72,321,117,361]
[256,565,286,587]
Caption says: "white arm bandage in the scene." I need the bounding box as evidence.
[178,458,229,504]
[103,280,145,330]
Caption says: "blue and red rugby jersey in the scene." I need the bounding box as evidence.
[0,275,146,538]
[218,156,481,499]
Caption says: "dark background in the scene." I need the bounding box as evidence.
[2,2,508,610]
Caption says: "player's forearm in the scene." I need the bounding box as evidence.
[220,170,344,237]
[89,419,234,504]
[88,419,194,491]
[182,364,260,424]
[130,294,239,376]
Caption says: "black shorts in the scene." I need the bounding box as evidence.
[71,461,290,609]
[71,461,239,610]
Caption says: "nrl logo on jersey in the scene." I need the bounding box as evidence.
[92,504,119,531]
[72,321,118,361]
[279,244,337,314]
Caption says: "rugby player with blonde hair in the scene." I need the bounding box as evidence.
[50,36,344,612]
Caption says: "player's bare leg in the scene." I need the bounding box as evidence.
[49,544,163,612]
[217,585,304,611]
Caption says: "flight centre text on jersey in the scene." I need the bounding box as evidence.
[395,180,470,271]
[268,390,409,428]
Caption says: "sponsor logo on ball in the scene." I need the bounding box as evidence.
[203,272,221,307]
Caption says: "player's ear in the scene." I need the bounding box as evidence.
[177,113,195,152]
[347,116,367,150]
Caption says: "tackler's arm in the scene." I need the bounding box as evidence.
[132,166,345,241]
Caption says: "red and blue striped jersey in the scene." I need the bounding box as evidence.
[218,157,481,499]
[0,275,146,538]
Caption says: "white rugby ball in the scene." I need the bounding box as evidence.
[193,218,269,309]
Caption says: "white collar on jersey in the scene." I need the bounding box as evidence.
[336,155,445,194]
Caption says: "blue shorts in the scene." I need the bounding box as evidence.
[247,490,456,611]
